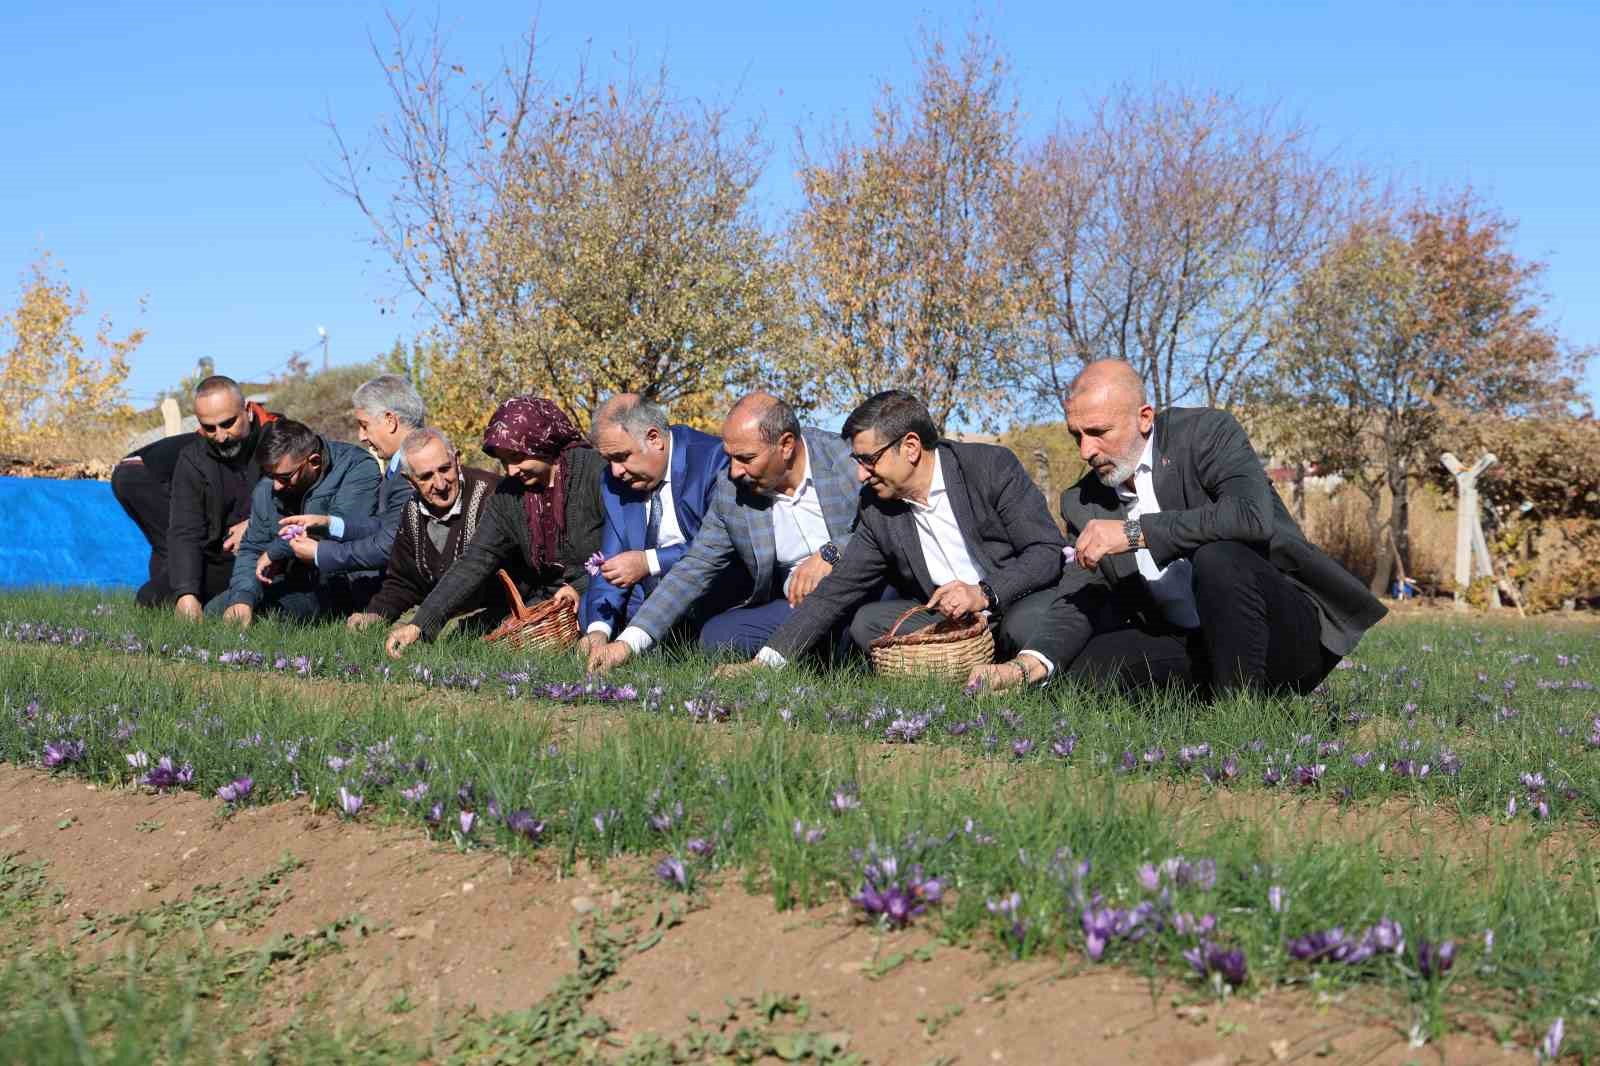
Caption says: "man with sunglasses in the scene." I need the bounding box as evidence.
[718,390,1070,685]
[212,418,382,626]
[142,375,280,619]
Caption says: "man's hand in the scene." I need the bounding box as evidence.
[786,552,833,607]
[347,612,384,631]
[964,658,1038,694]
[286,534,318,564]
[385,623,422,659]
[222,520,248,554]
[255,553,283,585]
[1074,519,1135,570]
[222,603,253,628]
[552,584,579,611]
[574,632,608,661]
[279,514,330,534]
[926,580,987,620]
[174,594,202,622]
[713,659,765,679]
[598,550,650,589]
[588,640,632,674]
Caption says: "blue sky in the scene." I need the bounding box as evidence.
[3,0,1597,411]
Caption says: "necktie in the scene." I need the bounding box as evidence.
[646,488,663,549]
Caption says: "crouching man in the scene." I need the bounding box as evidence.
[346,428,500,632]
[212,419,382,626]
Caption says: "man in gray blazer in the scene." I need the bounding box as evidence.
[972,359,1386,695]
[585,392,863,671]
[718,390,1069,686]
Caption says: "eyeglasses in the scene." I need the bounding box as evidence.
[850,434,907,471]
[265,455,312,487]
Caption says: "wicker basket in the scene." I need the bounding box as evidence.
[482,569,579,652]
[867,605,994,681]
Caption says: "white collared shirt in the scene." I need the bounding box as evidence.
[588,433,685,640]
[1115,434,1200,630]
[907,450,985,587]
[772,445,832,593]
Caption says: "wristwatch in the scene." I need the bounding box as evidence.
[819,542,840,565]
[978,579,999,612]
[1123,519,1143,550]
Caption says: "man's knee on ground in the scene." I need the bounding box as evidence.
[1190,540,1258,590]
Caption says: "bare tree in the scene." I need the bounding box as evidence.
[1006,85,1344,412]
[326,16,797,444]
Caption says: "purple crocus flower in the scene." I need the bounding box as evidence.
[830,788,861,814]
[1262,766,1283,786]
[337,786,364,817]
[400,781,428,803]
[1293,764,1326,787]
[583,551,605,577]
[425,801,444,827]
[1137,863,1161,892]
[1081,906,1116,961]
[42,739,85,768]
[458,811,476,836]
[505,809,545,842]
[1287,927,1347,962]
[1416,939,1455,979]
[792,819,826,845]
[1367,917,1404,955]
[656,856,689,888]
[1049,734,1078,759]
[216,776,253,803]
[1539,1017,1564,1063]
[986,891,1022,917]
[142,756,195,790]
[1062,545,1078,566]
[686,837,716,858]
[648,800,683,833]
[1011,738,1035,759]
[592,807,621,834]
[279,523,307,542]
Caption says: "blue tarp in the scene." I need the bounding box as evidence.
[0,476,147,588]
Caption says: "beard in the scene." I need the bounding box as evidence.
[207,436,246,460]
[1093,451,1143,489]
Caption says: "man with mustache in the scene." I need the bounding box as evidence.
[584,392,862,672]
[346,427,501,631]
[718,389,1069,685]
[139,375,279,620]
[574,394,741,657]
[214,418,382,627]
[969,359,1385,695]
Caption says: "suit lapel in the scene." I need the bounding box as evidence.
[938,446,997,574]
[1087,479,1139,585]
[806,431,860,540]
[1150,411,1181,511]
[743,495,776,597]
[667,425,691,528]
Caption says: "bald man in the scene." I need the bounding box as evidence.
[585,393,863,672]
[970,360,1385,696]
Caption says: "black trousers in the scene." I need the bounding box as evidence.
[849,586,1060,663]
[1067,540,1337,697]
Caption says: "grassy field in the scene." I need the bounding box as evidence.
[0,589,1593,1062]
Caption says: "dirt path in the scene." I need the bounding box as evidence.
[0,766,1520,1064]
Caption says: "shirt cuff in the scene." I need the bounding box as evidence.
[327,515,345,539]
[586,621,613,639]
[754,646,788,669]
[618,626,654,655]
[1017,650,1056,684]
[645,549,661,576]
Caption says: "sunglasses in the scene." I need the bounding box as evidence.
[265,454,314,487]
[850,434,907,471]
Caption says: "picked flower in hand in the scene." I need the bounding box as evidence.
[280,524,307,542]
[584,551,606,577]
[1062,545,1078,566]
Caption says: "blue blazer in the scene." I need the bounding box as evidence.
[580,424,728,632]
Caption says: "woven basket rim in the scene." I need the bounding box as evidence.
[867,607,988,650]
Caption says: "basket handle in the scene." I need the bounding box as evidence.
[495,569,532,620]
[884,604,935,640]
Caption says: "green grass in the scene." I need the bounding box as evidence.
[0,589,1596,1059]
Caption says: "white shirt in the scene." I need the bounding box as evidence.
[756,449,1055,682]
[588,434,685,640]
[1115,434,1200,630]
[772,446,832,594]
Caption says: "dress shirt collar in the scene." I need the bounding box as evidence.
[422,487,465,525]
[1115,433,1156,499]
[776,446,813,504]
[905,449,946,512]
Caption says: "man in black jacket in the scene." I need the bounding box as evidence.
[972,360,1386,696]
[161,376,279,620]
[718,390,1068,683]
[112,431,199,607]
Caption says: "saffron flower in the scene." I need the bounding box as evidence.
[142,756,195,790]
[425,801,444,828]
[216,776,253,803]
[792,819,826,845]
[1184,941,1248,988]
[1011,738,1034,759]
[1538,1018,1564,1063]
[505,809,545,842]
[42,739,85,768]
[126,750,150,769]
[830,787,861,814]
[279,523,307,541]
[1049,734,1078,759]
[1416,939,1455,979]
[584,551,605,577]
[337,786,364,817]
[400,781,428,803]
[656,856,689,889]
[1062,545,1078,566]
[458,811,476,837]
[686,837,716,858]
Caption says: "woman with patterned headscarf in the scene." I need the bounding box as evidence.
[385,397,605,658]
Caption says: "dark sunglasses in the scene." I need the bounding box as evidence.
[198,413,240,433]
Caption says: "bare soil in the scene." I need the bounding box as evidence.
[0,767,1519,1064]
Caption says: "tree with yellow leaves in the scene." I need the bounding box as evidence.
[0,254,140,454]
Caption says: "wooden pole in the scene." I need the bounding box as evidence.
[1440,452,1496,610]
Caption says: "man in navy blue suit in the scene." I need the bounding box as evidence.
[575,394,747,657]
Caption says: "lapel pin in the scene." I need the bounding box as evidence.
[1161,456,1171,467]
